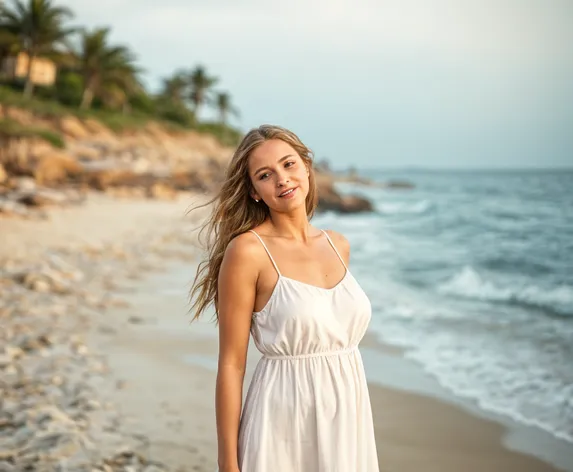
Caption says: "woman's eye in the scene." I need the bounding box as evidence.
[285,161,295,168]
[259,172,270,180]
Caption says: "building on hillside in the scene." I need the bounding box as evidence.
[1,52,57,86]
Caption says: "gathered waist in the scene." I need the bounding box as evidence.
[262,346,358,361]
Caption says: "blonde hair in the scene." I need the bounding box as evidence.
[189,124,318,322]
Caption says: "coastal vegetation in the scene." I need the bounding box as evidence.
[0,0,241,145]
[0,0,375,218]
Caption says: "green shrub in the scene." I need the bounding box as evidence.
[0,118,65,148]
[130,91,156,115]
[0,85,69,117]
[154,99,194,127]
[195,121,242,146]
[55,71,84,107]
[0,85,240,146]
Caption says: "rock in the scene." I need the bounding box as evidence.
[4,107,35,126]
[33,405,76,427]
[34,151,83,186]
[71,144,102,162]
[170,167,220,192]
[29,278,51,292]
[16,188,69,207]
[0,198,29,216]
[79,165,144,191]
[14,177,36,192]
[59,116,88,139]
[14,333,53,351]
[72,343,89,356]
[316,174,373,214]
[85,399,101,411]
[0,461,16,472]
[10,425,35,447]
[19,430,84,460]
[82,119,112,136]
[0,353,13,368]
[144,122,173,142]
[147,182,177,200]
[339,195,373,213]
[46,254,84,282]
[4,345,24,360]
[131,157,153,173]
[383,180,415,189]
[19,269,73,294]
[106,186,146,199]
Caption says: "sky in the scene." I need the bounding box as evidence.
[66,0,572,169]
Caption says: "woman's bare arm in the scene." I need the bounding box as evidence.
[215,234,260,472]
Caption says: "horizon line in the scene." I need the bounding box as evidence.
[330,165,573,173]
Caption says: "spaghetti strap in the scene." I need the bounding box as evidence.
[321,229,348,271]
[249,230,282,276]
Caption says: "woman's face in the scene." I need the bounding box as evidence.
[248,139,309,212]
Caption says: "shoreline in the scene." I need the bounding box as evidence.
[361,333,573,472]
[2,194,571,471]
[105,257,572,472]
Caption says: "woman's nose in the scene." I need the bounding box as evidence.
[275,169,290,186]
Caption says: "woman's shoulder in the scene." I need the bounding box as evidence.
[320,228,351,265]
[219,231,267,279]
[321,228,351,255]
[226,230,264,258]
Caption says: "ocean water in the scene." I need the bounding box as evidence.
[313,169,573,443]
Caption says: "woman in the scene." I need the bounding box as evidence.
[190,125,379,472]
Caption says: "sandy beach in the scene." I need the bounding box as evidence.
[2,193,572,472]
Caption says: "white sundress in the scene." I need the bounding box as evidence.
[219,229,379,471]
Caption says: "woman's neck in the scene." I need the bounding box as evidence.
[267,207,313,242]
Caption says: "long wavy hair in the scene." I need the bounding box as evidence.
[189,124,318,322]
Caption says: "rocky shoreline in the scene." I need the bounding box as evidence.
[1,107,375,219]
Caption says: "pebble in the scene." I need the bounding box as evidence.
[0,229,199,471]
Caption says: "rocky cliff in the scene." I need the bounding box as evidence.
[0,106,372,217]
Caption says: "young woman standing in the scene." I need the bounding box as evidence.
[190,125,379,472]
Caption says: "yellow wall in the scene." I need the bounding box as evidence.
[2,52,57,86]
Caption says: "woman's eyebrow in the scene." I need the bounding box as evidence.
[253,154,293,175]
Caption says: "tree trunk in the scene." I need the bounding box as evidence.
[193,92,203,120]
[122,101,131,115]
[23,52,35,98]
[80,87,94,110]
[220,109,227,126]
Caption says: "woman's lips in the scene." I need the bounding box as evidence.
[278,187,298,199]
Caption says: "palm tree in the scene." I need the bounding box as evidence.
[188,65,217,118]
[160,70,187,106]
[215,91,239,126]
[0,0,75,97]
[76,27,140,110]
